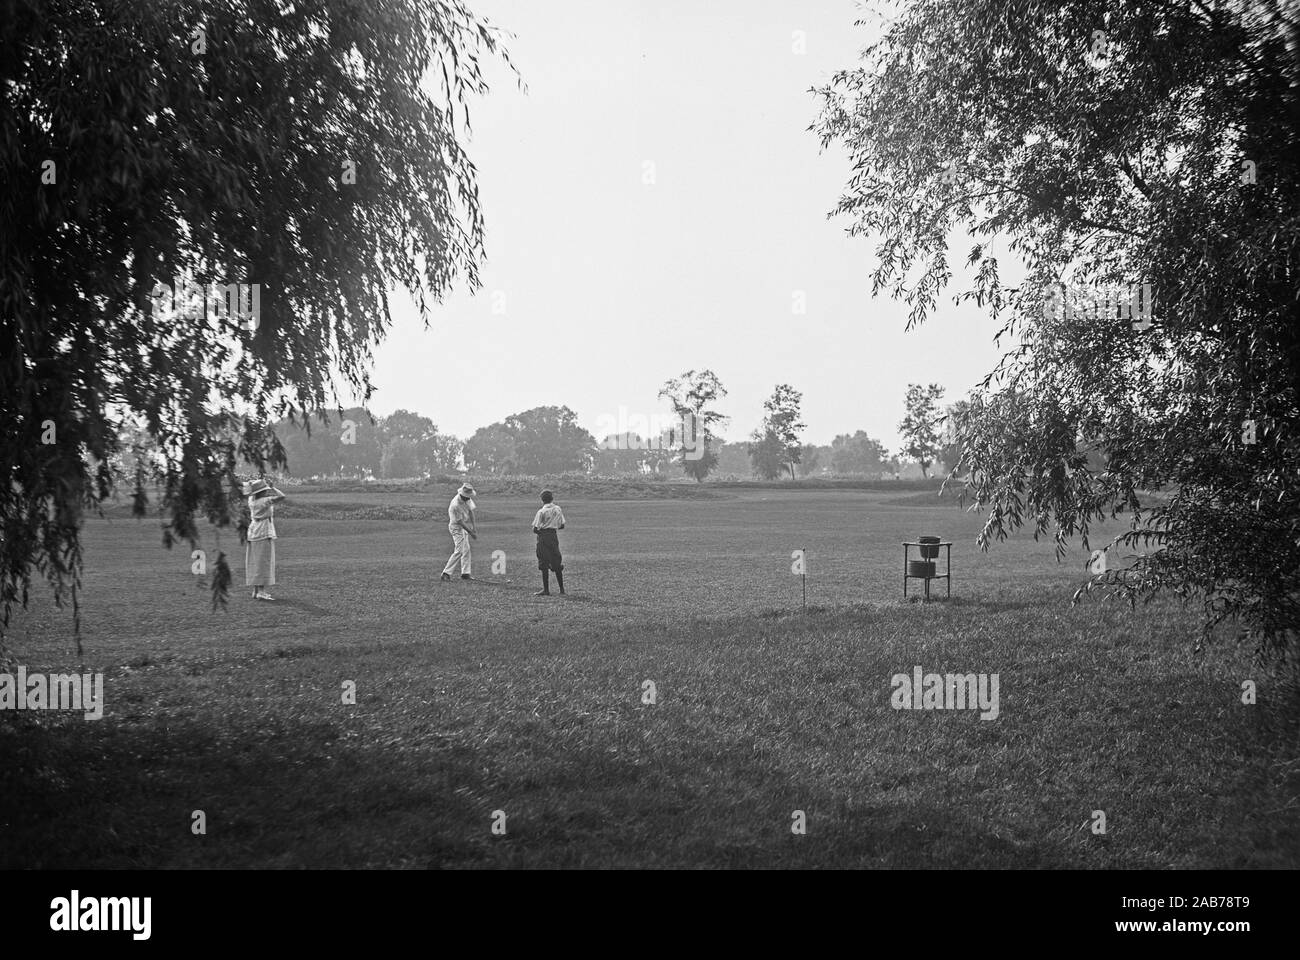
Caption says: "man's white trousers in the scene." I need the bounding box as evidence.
[443,526,471,576]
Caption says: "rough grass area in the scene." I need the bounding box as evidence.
[2,489,1296,868]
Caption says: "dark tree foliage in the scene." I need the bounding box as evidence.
[462,422,519,475]
[375,409,460,476]
[713,440,755,478]
[659,370,729,482]
[503,406,596,475]
[268,407,460,478]
[898,383,945,478]
[937,399,972,477]
[816,0,1300,659]
[379,437,419,479]
[747,428,787,481]
[464,406,594,476]
[798,443,823,477]
[761,383,806,480]
[593,433,654,475]
[273,410,352,479]
[1,0,510,646]
[829,430,890,476]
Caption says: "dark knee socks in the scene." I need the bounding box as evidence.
[555,570,565,594]
[541,569,550,593]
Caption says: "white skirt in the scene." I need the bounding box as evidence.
[245,539,276,586]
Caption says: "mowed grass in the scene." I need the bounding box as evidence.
[2,488,1297,868]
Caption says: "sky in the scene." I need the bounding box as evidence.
[361,0,1009,451]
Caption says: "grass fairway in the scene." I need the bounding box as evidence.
[2,487,1297,868]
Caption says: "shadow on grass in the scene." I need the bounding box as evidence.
[413,739,1071,869]
[0,713,489,869]
[2,707,1074,869]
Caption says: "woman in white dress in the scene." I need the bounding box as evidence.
[243,478,286,600]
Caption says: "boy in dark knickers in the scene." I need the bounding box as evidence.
[531,489,566,596]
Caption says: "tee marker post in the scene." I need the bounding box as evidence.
[791,547,807,613]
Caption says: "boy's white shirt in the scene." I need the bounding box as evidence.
[532,504,565,529]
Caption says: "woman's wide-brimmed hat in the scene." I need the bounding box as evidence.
[458,483,476,498]
[244,478,271,496]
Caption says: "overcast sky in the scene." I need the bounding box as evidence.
[362,0,1008,451]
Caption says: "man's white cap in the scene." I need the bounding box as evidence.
[458,483,476,498]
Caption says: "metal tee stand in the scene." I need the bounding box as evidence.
[903,541,952,601]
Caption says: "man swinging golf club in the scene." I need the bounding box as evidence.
[440,482,478,581]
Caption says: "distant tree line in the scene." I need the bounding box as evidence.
[272,408,462,480]
[112,376,965,482]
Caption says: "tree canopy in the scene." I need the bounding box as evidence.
[462,422,519,475]
[750,383,805,480]
[898,383,945,478]
[829,431,891,477]
[747,429,787,481]
[937,398,972,476]
[816,0,1300,658]
[504,406,596,475]
[1,0,509,640]
[271,408,462,479]
[659,369,729,481]
[465,406,595,475]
